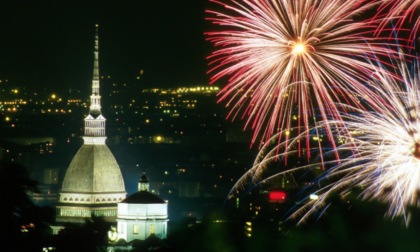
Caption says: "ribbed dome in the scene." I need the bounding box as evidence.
[61,144,125,193]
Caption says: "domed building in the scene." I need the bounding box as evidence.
[116,174,168,242]
[56,25,126,223]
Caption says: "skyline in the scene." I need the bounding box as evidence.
[0,0,210,90]
[3,1,420,250]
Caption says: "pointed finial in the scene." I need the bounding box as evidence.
[89,24,102,116]
[93,25,99,82]
[83,24,106,143]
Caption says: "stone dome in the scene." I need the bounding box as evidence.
[122,191,166,204]
[61,144,125,193]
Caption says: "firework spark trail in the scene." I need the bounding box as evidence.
[376,0,420,42]
[206,0,398,156]
[236,54,420,225]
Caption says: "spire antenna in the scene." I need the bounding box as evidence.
[90,24,101,114]
[93,24,99,83]
[83,24,106,144]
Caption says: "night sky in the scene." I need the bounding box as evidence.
[0,0,211,90]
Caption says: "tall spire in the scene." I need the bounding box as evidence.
[93,24,100,83]
[84,24,106,145]
[90,24,101,116]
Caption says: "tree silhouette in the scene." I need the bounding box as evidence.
[54,217,111,252]
[0,159,52,251]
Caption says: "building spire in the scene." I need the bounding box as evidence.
[83,24,106,145]
[93,24,99,83]
[90,24,101,116]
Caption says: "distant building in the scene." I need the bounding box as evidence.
[56,25,126,223]
[29,167,60,206]
[116,174,168,242]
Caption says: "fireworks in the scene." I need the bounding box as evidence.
[237,55,420,225]
[206,0,420,225]
[205,0,396,152]
[376,0,420,42]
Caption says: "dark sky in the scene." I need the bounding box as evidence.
[0,0,211,89]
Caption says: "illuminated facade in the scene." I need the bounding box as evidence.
[116,174,168,242]
[56,25,126,223]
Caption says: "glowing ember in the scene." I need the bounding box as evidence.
[292,43,306,55]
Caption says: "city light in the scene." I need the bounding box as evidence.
[309,194,319,200]
[269,191,286,202]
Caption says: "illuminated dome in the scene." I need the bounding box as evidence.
[57,142,126,223]
[121,191,166,204]
[61,144,125,193]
